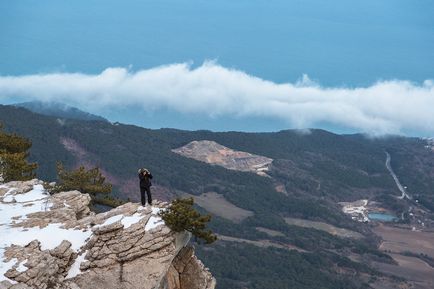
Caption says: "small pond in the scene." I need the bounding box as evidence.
[368,213,397,222]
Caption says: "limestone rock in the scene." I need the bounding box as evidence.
[0,180,215,289]
[172,247,216,289]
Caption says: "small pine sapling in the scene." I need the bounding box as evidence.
[159,197,217,244]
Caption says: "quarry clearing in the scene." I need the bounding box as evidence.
[172,140,273,176]
[183,192,254,223]
[284,217,363,239]
[340,199,369,222]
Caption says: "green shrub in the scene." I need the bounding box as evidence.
[52,162,112,196]
[159,197,217,244]
[0,123,37,182]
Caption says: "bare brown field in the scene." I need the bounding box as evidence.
[284,217,363,239]
[373,225,434,258]
[373,254,434,289]
[373,224,434,289]
[256,227,285,237]
[184,192,254,223]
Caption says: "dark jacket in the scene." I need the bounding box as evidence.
[139,172,153,188]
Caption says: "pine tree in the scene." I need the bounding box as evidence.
[52,162,112,196]
[159,197,217,244]
[0,123,37,182]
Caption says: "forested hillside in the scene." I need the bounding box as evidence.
[1,104,433,289]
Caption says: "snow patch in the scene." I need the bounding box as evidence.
[121,213,143,229]
[2,189,17,203]
[95,212,145,230]
[145,207,165,231]
[0,258,18,283]
[145,216,164,231]
[16,259,27,273]
[96,214,123,227]
[96,207,165,231]
[66,251,87,279]
[0,199,52,226]
[12,185,47,203]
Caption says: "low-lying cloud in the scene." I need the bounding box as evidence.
[0,62,433,135]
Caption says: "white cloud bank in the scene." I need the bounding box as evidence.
[0,62,433,135]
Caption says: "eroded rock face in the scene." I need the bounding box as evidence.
[0,180,215,289]
[164,247,216,289]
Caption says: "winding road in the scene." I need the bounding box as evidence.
[385,151,411,200]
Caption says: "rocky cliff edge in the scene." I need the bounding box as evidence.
[0,179,216,289]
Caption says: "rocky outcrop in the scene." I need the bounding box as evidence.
[161,247,216,289]
[0,179,215,289]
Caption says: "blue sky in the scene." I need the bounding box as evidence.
[1,0,434,134]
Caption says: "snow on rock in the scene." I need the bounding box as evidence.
[121,212,144,229]
[0,179,212,289]
[66,251,88,279]
[6,184,47,203]
[95,214,123,228]
[0,195,51,226]
[145,216,165,231]
[0,180,92,284]
[95,208,163,230]
[15,260,28,273]
[145,207,165,231]
[0,258,18,284]
[152,207,161,215]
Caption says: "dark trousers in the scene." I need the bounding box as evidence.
[140,186,152,205]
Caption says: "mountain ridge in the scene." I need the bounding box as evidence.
[14,101,108,122]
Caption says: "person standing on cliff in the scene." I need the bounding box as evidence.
[138,168,153,206]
